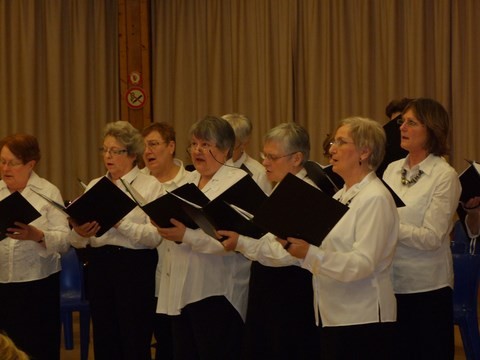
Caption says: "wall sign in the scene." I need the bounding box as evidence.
[129,71,142,86]
[125,87,146,109]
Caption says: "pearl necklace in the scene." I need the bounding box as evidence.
[401,168,424,186]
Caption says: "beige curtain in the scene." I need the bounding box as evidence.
[1,0,479,200]
[0,0,118,201]
[451,0,480,171]
[151,0,480,172]
[151,0,298,163]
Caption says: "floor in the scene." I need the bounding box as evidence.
[59,315,155,360]
[60,313,468,360]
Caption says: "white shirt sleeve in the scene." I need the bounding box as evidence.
[398,169,460,250]
[302,189,398,283]
[236,233,300,266]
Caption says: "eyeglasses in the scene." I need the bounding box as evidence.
[260,151,298,162]
[99,147,128,156]
[145,140,166,150]
[0,159,24,167]
[187,142,215,154]
[397,117,422,127]
[329,139,354,147]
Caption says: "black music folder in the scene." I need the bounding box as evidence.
[459,160,480,203]
[304,160,343,197]
[135,175,269,240]
[35,176,137,237]
[198,175,268,239]
[0,191,42,240]
[250,173,349,246]
[380,178,405,208]
[141,183,209,231]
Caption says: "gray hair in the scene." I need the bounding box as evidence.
[189,116,236,158]
[103,121,144,159]
[264,122,310,165]
[337,117,386,170]
[221,113,252,143]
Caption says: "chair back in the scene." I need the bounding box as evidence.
[451,220,480,359]
[451,220,480,314]
[60,247,86,302]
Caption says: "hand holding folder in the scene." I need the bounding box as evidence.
[34,176,137,237]
[0,191,41,240]
[228,173,349,246]
[123,175,269,240]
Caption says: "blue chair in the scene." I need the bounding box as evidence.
[451,220,480,360]
[60,247,90,360]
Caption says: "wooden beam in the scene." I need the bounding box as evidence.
[118,0,152,130]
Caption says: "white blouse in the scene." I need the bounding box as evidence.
[237,171,399,327]
[156,165,251,321]
[68,166,164,249]
[141,159,193,296]
[383,154,461,293]
[0,172,70,283]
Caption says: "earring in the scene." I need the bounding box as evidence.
[359,158,362,166]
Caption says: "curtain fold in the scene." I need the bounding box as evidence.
[1,0,479,200]
[152,0,478,169]
[451,0,480,171]
[152,0,297,162]
[295,0,453,163]
[0,0,118,200]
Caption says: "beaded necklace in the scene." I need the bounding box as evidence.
[401,168,424,186]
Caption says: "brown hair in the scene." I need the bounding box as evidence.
[385,97,413,119]
[403,98,450,156]
[141,122,176,143]
[0,134,41,164]
[142,122,176,156]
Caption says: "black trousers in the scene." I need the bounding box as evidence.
[320,321,396,360]
[85,246,157,360]
[242,262,321,360]
[0,272,61,360]
[153,312,174,360]
[394,287,454,360]
[171,295,244,360]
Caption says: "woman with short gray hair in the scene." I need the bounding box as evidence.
[68,120,164,359]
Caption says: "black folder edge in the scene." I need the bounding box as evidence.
[222,201,268,239]
[0,191,42,240]
[304,160,341,197]
[250,173,349,246]
[140,184,204,229]
[458,159,480,205]
[134,175,269,241]
[43,176,136,237]
[379,178,405,208]
[31,189,67,213]
[197,175,268,239]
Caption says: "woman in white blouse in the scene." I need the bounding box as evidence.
[0,134,70,360]
[224,117,399,359]
[154,116,250,360]
[224,122,321,359]
[383,98,461,359]
[68,121,164,360]
[222,113,272,194]
[141,122,191,360]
